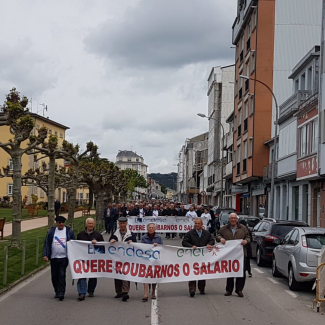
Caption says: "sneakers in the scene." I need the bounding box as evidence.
[190,291,195,297]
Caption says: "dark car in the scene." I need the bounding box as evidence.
[251,218,309,266]
[212,207,237,224]
[238,215,261,231]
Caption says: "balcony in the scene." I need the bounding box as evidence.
[279,90,312,123]
[223,131,234,149]
[224,162,233,178]
[263,162,278,183]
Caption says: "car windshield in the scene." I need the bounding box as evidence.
[306,234,325,249]
[220,212,233,222]
[271,225,295,238]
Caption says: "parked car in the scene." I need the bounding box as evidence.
[251,219,309,266]
[259,207,266,218]
[238,216,261,231]
[218,209,238,226]
[272,227,325,290]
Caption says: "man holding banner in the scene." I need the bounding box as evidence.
[182,218,215,297]
[217,213,250,298]
[109,216,137,302]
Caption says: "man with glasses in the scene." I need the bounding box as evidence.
[42,216,75,301]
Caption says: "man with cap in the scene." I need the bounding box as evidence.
[109,216,137,302]
[42,216,75,301]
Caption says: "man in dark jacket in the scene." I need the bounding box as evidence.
[182,218,215,297]
[217,213,251,298]
[54,199,61,217]
[42,216,75,301]
[76,218,104,300]
[109,216,137,302]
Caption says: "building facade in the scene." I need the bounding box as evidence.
[232,0,322,216]
[206,65,235,207]
[0,113,69,205]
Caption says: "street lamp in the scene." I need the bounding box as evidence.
[197,113,225,206]
[239,75,279,219]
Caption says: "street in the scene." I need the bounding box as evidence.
[0,236,323,325]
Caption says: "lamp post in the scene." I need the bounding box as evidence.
[197,113,225,206]
[239,75,279,219]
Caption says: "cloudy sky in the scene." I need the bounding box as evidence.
[0,0,236,173]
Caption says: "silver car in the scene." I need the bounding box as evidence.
[272,227,325,291]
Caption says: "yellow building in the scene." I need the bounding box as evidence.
[0,113,69,205]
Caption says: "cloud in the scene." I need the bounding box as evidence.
[85,0,235,69]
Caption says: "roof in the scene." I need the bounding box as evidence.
[116,150,143,158]
[29,113,70,130]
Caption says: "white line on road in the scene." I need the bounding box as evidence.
[151,284,159,325]
[267,277,279,284]
[253,268,264,274]
[285,290,298,299]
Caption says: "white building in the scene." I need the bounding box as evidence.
[206,65,235,206]
[116,150,148,198]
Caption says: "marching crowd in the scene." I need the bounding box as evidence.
[42,200,251,302]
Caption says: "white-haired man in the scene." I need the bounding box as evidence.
[217,213,250,298]
[76,218,104,300]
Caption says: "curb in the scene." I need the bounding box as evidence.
[0,263,50,296]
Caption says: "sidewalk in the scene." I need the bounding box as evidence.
[3,211,86,237]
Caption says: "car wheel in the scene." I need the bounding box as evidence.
[288,265,300,291]
[256,247,265,267]
[272,257,281,277]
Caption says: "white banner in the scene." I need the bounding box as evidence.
[67,240,244,283]
[126,216,209,233]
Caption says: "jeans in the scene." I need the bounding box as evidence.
[77,278,98,296]
[50,258,68,296]
[107,220,116,234]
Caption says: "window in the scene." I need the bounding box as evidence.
[250,53,255,73]
[127,158,131,162]
[299,124,309,157]
[311,119,318,153]
[300,73,306,91]
[136,158,139,162]
[246,21,251,52]
[249,96,254,115]
[249,137,253,157]
[8,184,13,196]
[244,102,248,131]
[36,124,40,130]
[307,67,313,91]
[8,159,13,170]
[238,108,242,137]
[33,187,38,195]
[237,145,241,175]
[252,10,257,27]
[288,230,299,245]
[60,132,63,138]
[243,142,247,173]
[240,36,244,62]
[48,129,52,134]
[86,193,89,200]
[54,131,58,136]
[40,189,45,198]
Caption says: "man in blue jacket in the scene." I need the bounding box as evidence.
[42,216,75,301]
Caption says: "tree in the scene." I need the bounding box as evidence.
[123,169,148,197]
[59,141,98,226]
[79,159,127,223]
[160,184,167,194]
[0,88,47,246]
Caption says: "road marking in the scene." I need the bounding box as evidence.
[267,277,279,284]
[285,290,297,299]
[151,284,159,325]
[253,268,264,274]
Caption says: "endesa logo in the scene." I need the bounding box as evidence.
[88,245,105,254]
[108,245,161,260]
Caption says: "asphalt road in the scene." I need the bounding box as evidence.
[0,236,323,325]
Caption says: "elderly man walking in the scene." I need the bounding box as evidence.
[141,223,163,301]
[76,218,104,301]
[109,216,137,301]
[42,216,75,301]
[182,218,215,297]
[217,212,251,298]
